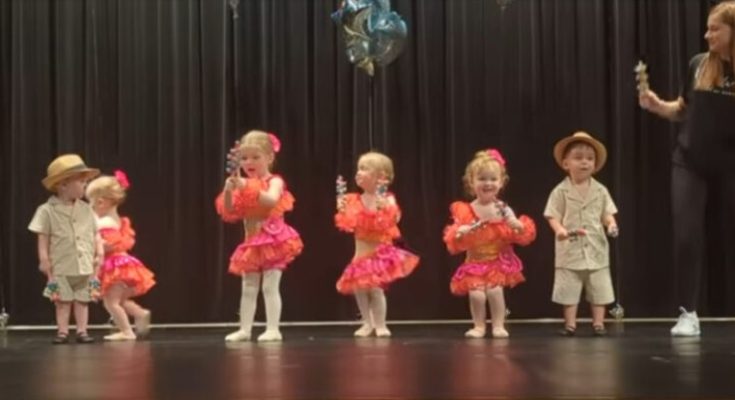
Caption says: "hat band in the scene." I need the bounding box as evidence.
[53,163,90,175]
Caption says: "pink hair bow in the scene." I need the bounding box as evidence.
[267,133,281,153]
[114,170,130,189]
[487,149,506,166]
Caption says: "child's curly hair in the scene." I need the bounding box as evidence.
[86,174,127,206]
[462,149,509,197]
[239,130,281,166]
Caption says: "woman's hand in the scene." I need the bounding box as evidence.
[638,89,662,112]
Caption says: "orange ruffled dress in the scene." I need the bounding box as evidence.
[215,175,303,275]
[99,217,156,297]
[443,201,536,296]
[334,193,419,294]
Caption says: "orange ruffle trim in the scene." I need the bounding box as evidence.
[450,270,525,295]
[100,217,136,253]
[228,237,303,275]
[99,255,156,297]
[336,244,419,294]
[215,178,295,222]
[443,201,536,254]
[334,193,400,243]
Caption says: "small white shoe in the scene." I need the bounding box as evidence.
[375,327,392,338]
[464,327,486,338]
[225,329,251,342]
[257,330,283,342]
[353,324,374,338]
[104,331,137,341]
[492,327,509,338]
[671,307,701,336]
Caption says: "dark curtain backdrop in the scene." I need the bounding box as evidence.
[2,0,732,324]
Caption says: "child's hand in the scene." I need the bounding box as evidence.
[39,261,52,277]
[607,224,619,238]
[456,224,473,236]
[95,254,104,268]
[555,228,570,241]
[336,196,346,211]
[508,218,524,232]
[225,177,245,191]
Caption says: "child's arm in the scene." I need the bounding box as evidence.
[544,187,570,240]
[500,203,523,231]
[258,176,284,208]
[385,195,400,222]
[223,177,244,212]
[546,217,569,241]
[601,187,619,237]
[215,177,257,223]
[37,234,52,278]
[603,213,619,237]
[94,232,105,274]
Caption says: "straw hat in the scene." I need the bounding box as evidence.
[42,154,100,191]
[553,131,608,173]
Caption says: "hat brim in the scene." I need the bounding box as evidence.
[553,135,608,173]
[42,168,100,191]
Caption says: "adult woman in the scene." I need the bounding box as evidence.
[639,1,735,336]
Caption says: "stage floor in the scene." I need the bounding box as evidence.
[1,322,734,399]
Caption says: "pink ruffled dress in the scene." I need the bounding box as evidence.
[443,201,536,295]
[334,193,419,294]
[99,217,156,297]
[215,175,303,275]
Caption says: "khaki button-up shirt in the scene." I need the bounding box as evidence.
[28,196,97,276]
[544,177,618,270]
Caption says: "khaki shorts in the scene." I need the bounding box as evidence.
[552,268,614,306]
[55,275,92,302]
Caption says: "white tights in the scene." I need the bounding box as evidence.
[468,286,506,331]
[354,288,388,330]
[236,269,283,334]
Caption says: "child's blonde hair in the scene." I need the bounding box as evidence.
[86,175,127,206]
[462,149,508,196]
[358,151,395,183]
[239,130,279,166]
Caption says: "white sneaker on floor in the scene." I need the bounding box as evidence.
[671,307,700,336]
[225,329,251,342]
[257,330,283,342]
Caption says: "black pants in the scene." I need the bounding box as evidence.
[672,163,735,311]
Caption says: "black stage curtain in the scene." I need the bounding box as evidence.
[2,0,732,324]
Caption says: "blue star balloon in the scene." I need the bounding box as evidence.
[332,0,407,76]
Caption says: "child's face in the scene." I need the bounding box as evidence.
[240,147,273,178]
[562,144,596,181]
[57,176,89,200]
[88,196,115,216]
[355,159,381,192]
[471,166,504,203]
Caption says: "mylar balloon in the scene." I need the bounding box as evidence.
[332,0,407,76]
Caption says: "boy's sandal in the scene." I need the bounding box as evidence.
[75,332,95,344]
[592,325,608,336]
[52,333,69,345]
[558,326,576,337]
